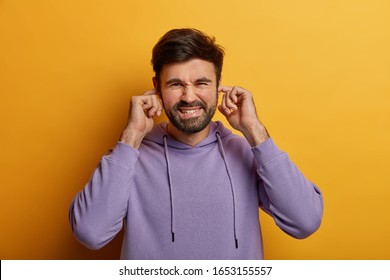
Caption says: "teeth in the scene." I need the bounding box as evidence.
[181,109,197,114]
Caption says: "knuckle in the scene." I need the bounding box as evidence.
[131,96,139,103]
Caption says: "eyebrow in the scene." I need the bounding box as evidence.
[165,77,213,85]
[195,77,213,84]
[165,78,183,86]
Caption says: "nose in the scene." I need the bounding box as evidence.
[181,85,197,103]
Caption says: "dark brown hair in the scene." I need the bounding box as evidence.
[152,28,225,90]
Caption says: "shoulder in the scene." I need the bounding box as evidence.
[218,129,253,157]
[214,121,248,145]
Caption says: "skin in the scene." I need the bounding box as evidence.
[120,58,269,149]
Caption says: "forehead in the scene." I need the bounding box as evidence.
[160,58,216,81]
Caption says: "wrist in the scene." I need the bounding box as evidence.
[120,129,144,149]
[242,121,270,147]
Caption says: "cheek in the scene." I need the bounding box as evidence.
[200,90,218,104]
[160,92,178,109]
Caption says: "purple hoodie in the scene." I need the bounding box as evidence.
[69,121,323,259]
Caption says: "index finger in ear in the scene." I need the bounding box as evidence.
[143,89,157,96]
[219,85,233,93]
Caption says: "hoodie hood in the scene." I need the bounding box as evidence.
[143,121,232,149]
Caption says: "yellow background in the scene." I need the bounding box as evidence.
[1,0,389,259]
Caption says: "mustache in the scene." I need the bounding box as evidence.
[173,101,206,110]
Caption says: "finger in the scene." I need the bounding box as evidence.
[221,85,246,95]
[132,95,150,110]
[143,89,157,96]
[152,95,163,117]
[218,104,227,117]
[219,93,231,116]
[156,98,163,116]
[225,87,239,111]
[149,95,159,117]
[220,85,240,104]
[143,96,158,117]
[218,103,230,117]
[144,95,163,118]
[142,95,162,116]
[219,85,232,93]
[140,96,153,112]
[218,86,231,110]
[220,86,238,111]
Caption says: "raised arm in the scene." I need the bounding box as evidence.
[69,89,162,249]
[219,85,323,238]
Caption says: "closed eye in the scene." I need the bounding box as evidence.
[195,82,211,89]
[195,78,212,87]
[166,79,184,88]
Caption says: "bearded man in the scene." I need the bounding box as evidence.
[69,28,324,260]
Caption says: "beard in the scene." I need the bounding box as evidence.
[164,97,218,134]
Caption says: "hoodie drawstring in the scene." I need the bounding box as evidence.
[162,133,238,249]
[216,132,239,249]
[163,135,175,243]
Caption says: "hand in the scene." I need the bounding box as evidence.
[218,85,270,147]
[120,89,162,149]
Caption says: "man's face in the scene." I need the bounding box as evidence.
[157,58,219,134]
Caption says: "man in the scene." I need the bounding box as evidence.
[69,28,323,259]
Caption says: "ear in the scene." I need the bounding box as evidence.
[217,77,222,97]
[152,77,161,97]
[152,77,158,89]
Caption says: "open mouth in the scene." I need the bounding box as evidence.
[178,107,203,118]
[180,108,198,114]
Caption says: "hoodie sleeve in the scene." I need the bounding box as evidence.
[69,142,139,249]
[252,138,324,239]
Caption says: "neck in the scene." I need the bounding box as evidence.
[167,123,211,147]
